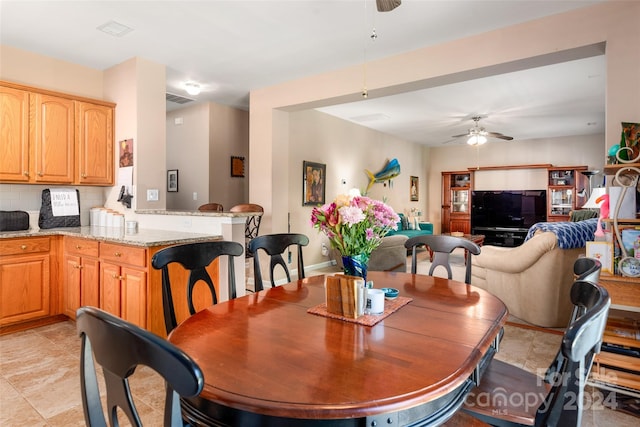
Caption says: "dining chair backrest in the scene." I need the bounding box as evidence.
[229,203,264,258]
[197,202,224,212]
[462,280,610,427]
[248,233,309,291]
[570,257,602,323]
[77,306,204,427]
[405,234,481,284]
[151,241,244,334]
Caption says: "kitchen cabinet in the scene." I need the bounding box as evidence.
[62,237,99,319]
[76,101,114,185]
[0,81,115,185]
[0,85,30,182]
[99,242,147,329]
[441,171,472,234]
[546,166,588,221]
[0,237,51,325]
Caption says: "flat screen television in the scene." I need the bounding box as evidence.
[471,190,547,230]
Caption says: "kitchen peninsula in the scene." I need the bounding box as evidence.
[0,209,252,337]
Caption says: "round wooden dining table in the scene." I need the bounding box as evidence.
[168,271,508,426]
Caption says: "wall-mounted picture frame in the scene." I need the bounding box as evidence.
[231,156,245,177]
[303,161,326,206]
[167,169,179,192]
[585,242,613,273]
[410,176,419,201]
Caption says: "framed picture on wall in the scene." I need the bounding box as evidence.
[231,156,245,177]
[167,169,179,192]
[410,176,419,201]
[303,161,326,206]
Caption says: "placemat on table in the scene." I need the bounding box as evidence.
[307,296,412,326]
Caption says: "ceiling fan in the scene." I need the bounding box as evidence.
[376,0,401,12]
[452,116,514,145]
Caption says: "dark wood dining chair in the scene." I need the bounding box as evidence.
[76,306,204,427]
[197,202,224,212]
[462,280,610,427]
[248,233,309,291]
[229,203,264,258]
[151,241,244,334]
[405,234,481,284]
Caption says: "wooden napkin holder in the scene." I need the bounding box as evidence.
[325,275,365,319]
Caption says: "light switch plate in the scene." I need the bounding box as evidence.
[147,189,159,201]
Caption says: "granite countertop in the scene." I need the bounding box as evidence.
[136,209,262,218]
[0,226,221,247]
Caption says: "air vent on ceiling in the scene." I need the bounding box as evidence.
[166,92,194,105]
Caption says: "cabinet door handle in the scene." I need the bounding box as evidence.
[23,171,29,177]
[114,252,122,257]
[37,171,43,177]
[81,173,87,178]
[20,245,27,250]
[111,274,124,280]
[74,264,83,270]
[76,245,82,250]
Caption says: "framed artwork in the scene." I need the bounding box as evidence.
[119,138,133,168]
[167,169,179,192]
[410,176,419,201]
[231,156,245,177]
[585,242,613,273]
[303,161,326,206]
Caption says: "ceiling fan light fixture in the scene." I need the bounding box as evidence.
[184,82,201,96]
[467,135,487,146]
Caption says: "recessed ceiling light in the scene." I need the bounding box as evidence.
[97,21,134,37]
[184,82,201,96]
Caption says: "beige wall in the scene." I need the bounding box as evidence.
[251,1,640,250]
[165,102,249,211]
[166,104,210,209]
[289,110,428,264]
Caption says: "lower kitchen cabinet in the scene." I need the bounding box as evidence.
[0,237,51,325]
[62,237,99,319]
[100,261,147,329]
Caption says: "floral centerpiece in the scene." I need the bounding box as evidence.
[310,189,400,280]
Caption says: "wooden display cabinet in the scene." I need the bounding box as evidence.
[441,171,472,234]
[546,166,588,222]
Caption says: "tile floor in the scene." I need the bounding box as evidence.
[2,318,638,425]
[1,250,637,426]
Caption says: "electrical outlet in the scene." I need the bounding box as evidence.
[146,189,159,201]
[321,243,329,256]
[193,192,198,200]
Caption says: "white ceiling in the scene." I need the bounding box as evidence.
[1,0,606,146]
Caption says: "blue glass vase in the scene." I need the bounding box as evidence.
[342,253,370,281]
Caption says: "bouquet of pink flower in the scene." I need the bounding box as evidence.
[310,189,400,256]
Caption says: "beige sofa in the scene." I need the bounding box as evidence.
[331,234,409,273]
[471,231,585,328]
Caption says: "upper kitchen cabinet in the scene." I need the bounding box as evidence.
[31,92,75,183]
[0,81,115,186]
[0,85,30,182]
[76,101,114,185]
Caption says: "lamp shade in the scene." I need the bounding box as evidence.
[582,187,607,209]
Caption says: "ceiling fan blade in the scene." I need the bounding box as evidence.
[376,0,401,12]
[451,133,470,138]
[486,132,514,140]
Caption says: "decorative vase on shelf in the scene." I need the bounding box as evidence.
[342,253,370,282]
